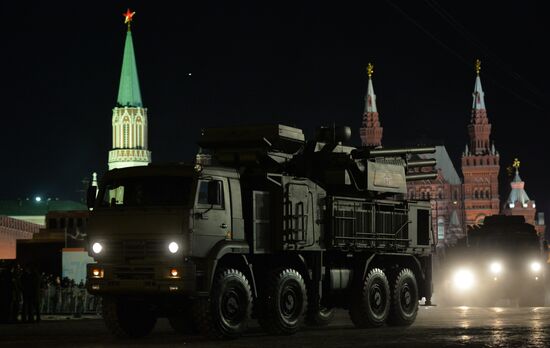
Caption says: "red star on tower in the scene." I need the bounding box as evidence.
[123,9,135,26]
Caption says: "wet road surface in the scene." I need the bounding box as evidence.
[1,306,549,347]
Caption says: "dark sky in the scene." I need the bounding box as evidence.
[1,1,548,221]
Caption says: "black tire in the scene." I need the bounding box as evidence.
[168,311,199,335]
[193,268,252,339]
[259,268,308,335]
[102,296,157,338]
[349,268,390,328]
[387,268,419,326]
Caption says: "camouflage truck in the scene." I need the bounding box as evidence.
[86,124,437,338]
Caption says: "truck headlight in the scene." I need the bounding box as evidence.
[453,269,475,290]
[91,267,104,278]
[530,262,541,273]
[489,261,503,274]
[168,241,179,254]
[92,242,103,254]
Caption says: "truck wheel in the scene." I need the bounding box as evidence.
[194,268,252,339]
[102,296,157,338]
[168,311,199,335]
[259,268,308,335]
[349,268,390,328]
[387,268,418,326]
[305,304,335,327]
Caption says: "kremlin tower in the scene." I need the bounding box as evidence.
[503,159,546,238]
[461,60,500,225]
[359,63,383,147]
[108,9,152,170]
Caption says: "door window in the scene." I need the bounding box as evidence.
[197,180,224,209]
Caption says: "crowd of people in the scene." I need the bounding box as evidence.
[0,261,101,324]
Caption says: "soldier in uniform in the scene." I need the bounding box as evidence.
[21,265,41,322]
[0,262,13,323]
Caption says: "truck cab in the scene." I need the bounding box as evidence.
[87,164,247,296]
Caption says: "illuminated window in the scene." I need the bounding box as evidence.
[124,124,129,148]
[437,217,445,240]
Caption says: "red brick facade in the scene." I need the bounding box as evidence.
[461,71,500,226]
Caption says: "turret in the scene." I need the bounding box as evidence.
[198,124,437,197]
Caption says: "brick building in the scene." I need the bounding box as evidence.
[358,63,465,247]
[359,60,549,250]
[461,60,500,225]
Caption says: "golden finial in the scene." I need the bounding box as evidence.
[512,158,520,169]
[367,63,374,78]
[475,59,481,75]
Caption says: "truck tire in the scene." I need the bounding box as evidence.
[194,268,252,339]
[259,268,308,335]
[387,268,418,326]
[305,304,335,327]
[349,268,390,328]
[168,311,199,335]
[102,296,157,338]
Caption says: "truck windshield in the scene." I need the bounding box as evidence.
[99,176,193,207]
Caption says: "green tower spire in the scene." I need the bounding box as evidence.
[117,26,142,107]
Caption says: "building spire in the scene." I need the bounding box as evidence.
[461,59,500,226]
[364,63,377,113]
[506,158,532,209]
[467,58,492,155]
[117,9,142,107]
[360,63,383,147]
[472,59,486,110]
[109,9,151,170]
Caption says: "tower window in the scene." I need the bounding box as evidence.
[124,124,129,148]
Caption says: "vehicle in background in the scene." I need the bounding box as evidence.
[439,215,545,306]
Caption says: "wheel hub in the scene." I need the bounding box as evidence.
[370,283,385,314]
[222,289,242,321]
[281,285,299,318]
[401,283,413,311]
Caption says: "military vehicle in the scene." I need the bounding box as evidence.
[439,215,545,306]
[86,124,437,338]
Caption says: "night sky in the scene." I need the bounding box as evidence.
[1,2,548,223]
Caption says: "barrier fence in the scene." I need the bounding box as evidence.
[38,284,101,315]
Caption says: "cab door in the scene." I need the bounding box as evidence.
[191,177,231,257]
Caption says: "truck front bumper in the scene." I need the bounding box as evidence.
[86,263,196,295]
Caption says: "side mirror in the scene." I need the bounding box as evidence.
[87,186,97,209]
[207,181,221,205]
